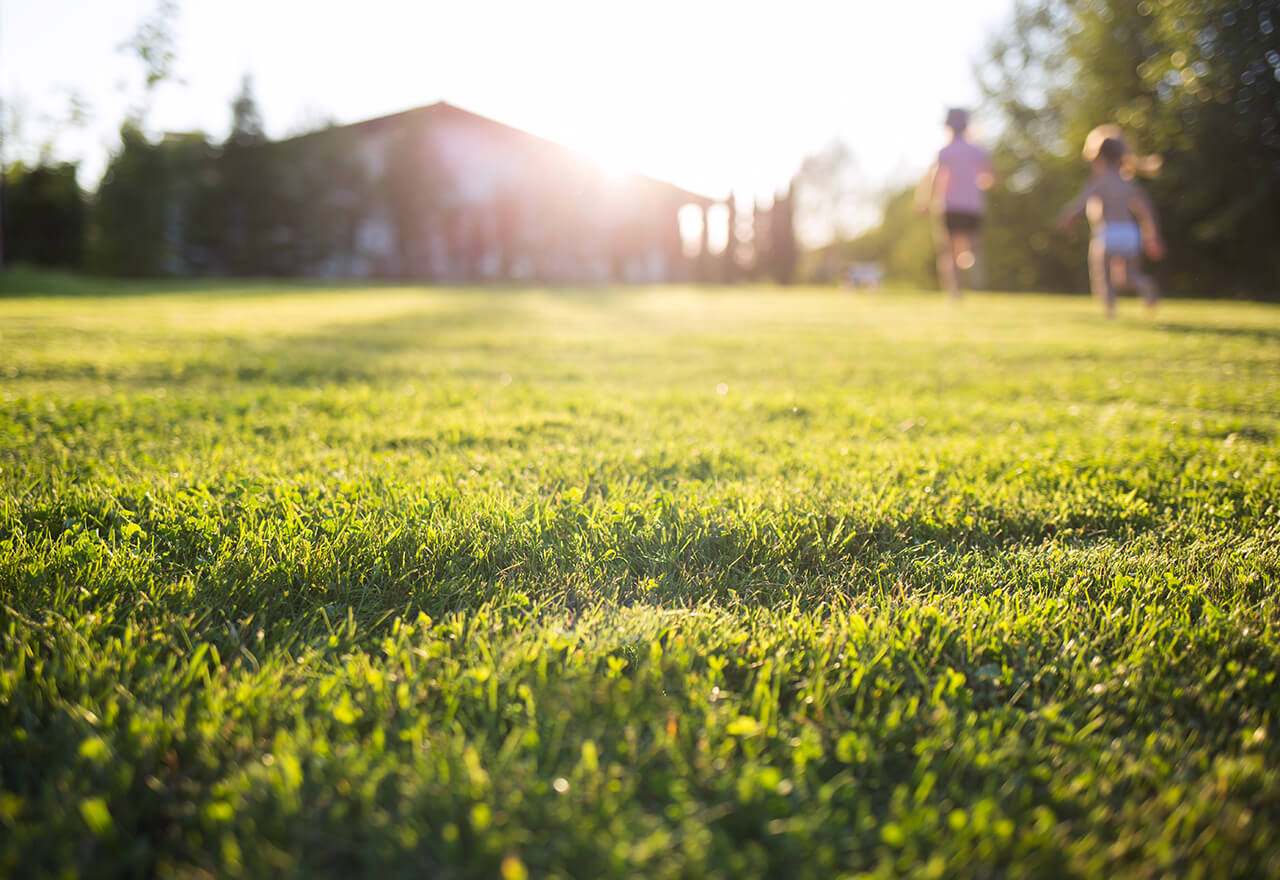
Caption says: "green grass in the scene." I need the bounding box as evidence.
[2,281,1278,879]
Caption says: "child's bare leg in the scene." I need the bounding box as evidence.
[950,234,972,299]
[1109,256,1129,290]
[1089,239,1115,318]
[936,250,958,299]
[1129,258,1159,314]
[953,232,974,269]
[934,225,960,300]
[966,230,985,290]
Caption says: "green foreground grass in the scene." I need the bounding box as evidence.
[2,282,1279,878]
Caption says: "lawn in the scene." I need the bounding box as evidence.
[2,281,1278,878]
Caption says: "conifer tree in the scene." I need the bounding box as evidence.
[721,193,738,282]
[770,182,797,285]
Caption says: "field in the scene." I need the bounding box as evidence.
[2,280,1279,878]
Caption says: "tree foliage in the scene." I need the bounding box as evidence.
[119,0,181,125]
[90,124,170,276]
[769,184,797,285]
[3,162,86,270]
[791,140,867,249]
[91,126,223,277]
[720,193,739,283]
[837,186,936,289]
[219,76,278,275]
[227,75,266,148]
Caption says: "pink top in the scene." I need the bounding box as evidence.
[935,138,991,215]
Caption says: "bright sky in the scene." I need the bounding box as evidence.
[4,0,1012,230]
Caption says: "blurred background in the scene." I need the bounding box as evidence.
[2,0,1277,296]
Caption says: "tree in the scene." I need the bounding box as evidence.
[90,126,221,277]
[3,161,86,269]
[751,198,770,280]
[85,0,195,277]
[0,89,96,270]
[220,75,277,275]
[90,124,169,276]
[791,140,868,248]
[770,183,797,285]
[721,192,738,282]
[119,0,181,126]
[162,133,222,274]
[227,75,266,148]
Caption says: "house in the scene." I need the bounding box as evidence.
[257,102,719,283]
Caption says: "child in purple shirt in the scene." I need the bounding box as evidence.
[916,108,994,301]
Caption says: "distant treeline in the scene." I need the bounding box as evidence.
[2,87,357,278]
[4,82,398,279]
[836,0,1280,299]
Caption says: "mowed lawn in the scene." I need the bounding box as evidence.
[2,282,1279,878]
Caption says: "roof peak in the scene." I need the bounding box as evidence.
[287,101,713,205]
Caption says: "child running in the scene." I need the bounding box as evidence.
[915,108,994,302]
[1057,125,1165,318]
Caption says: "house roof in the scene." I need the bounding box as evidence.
[291,100,716,207]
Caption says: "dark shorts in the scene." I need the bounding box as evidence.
[943,211,982,234]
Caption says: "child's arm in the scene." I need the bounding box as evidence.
[1130,190,1165,260]
[977,152,995,193]
[1056,182,1091,231]
[914,162,939,215]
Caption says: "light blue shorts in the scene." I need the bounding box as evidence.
[1096,221,1141,257]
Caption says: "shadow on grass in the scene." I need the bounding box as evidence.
[0,266,379,298]
[1155,320,1280,345]
[4,281,681,388]
[6,484,1173,644]
[5,299,550,387]
[0,266,641,301]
